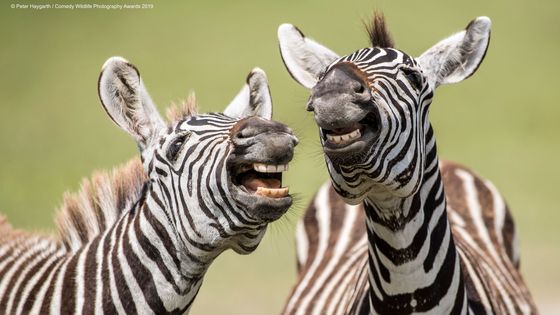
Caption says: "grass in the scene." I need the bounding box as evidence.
[1,0,559,313]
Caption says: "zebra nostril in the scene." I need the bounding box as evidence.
[306,101,315,112]
[235,126,258,140]
[236,131,249,139]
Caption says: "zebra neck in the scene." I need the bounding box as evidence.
[362,157,467,313]
[122,188,213,311]
[144,183,218,276]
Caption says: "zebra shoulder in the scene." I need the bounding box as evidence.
[439,160,520,268]
[295,181,366,273]
[440,160,538,314]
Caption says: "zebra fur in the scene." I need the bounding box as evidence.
[282,161,532,315]
[278,12,537,315]
[0,57,297,314]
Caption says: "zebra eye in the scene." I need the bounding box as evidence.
[167,133,190,161]
[401,67,423,90]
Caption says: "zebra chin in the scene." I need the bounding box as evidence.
[319,116,379,166]
[315,109,382,167]
[228,167,293,222]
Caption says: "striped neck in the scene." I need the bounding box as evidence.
[362,135,467,314]
[109,184,216,313]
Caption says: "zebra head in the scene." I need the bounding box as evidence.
[278,14,491,204]
[98,57,298,255]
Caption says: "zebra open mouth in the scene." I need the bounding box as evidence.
[232,163,290,199]
[320,111,380,152]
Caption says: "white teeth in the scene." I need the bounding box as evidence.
[253,163,266,173]
[326,129,361,144]
[256,187,290,198]
[253,163,289,173]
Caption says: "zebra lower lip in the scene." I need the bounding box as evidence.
[255,187,290,198]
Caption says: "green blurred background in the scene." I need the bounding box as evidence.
[1,0,558,313]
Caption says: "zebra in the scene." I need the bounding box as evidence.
[277,12,537,314]
[0,56,298,314]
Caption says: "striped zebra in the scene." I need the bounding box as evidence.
[0,57,298,314]
[278,13,537,314]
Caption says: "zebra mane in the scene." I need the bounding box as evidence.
[55,157,147,252]
[166,92,198,122]
[55,94,198,251]
[365,11,394,48]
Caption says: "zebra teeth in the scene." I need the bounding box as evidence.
[326,129,361,144]
[253,163,289,173]
[255,187,290,198]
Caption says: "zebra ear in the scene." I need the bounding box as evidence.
[417,17,491,87]
[278,23,339,89]
[224,68,273,120]
[98,57,165,149]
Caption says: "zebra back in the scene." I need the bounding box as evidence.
[441,161,536,313]
[283,182,369,315]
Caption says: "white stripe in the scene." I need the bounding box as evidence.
[285,183,331,314]
[295,219,309,268]
[456,169,501,263]
[116,218,153,311]
[49,255,71,313]
[422,252,462,315]
[371,217,451,295]
[107,218,127,315]
[95,228,109,315]
[456,248,492,312]
[74,241,91,315]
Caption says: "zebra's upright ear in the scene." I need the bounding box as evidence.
[224,68,273,120]
[278,24,339,89]
[417,17,491,87]
[98,57,165,149]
